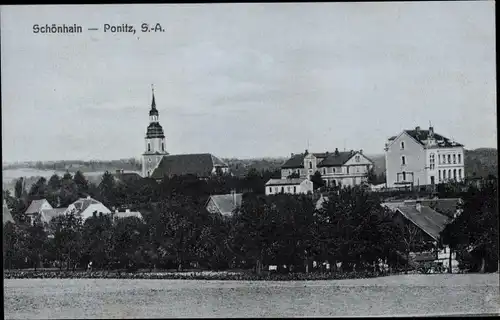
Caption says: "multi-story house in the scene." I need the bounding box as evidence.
[385,126,465,188]
[280,149,374,188]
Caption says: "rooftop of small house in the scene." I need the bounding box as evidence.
[208,193,243,216]
[266,178,308,186]
[112,209,143,220]
[25,199,52,214]
[282,148,366,169]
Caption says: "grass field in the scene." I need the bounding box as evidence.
[4,274,499,318]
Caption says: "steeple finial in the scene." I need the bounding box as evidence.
[151,84,156,110]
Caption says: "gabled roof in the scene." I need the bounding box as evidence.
[3,201,14,224]
[404,129,463,147]
[41,208,68,224]
[396,205,451,241]
[25,199,52,214]
[70,197,102,213]
[151,153,228,179]
[382,198,461,219]
[266,178,307,186]
[208,193,243,216]
[317,151,355,167]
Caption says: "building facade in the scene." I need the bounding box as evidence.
[265,178,313,195]
[142,86,169,177]
[280,149,373,188]
[385,126,465,188]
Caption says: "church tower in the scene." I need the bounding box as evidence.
[142,85,168,177]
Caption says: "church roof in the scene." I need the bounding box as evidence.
[151,153,228,179]
[149,88,158,116]
[146,122,165,138]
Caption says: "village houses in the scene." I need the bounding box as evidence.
[385,125,465,188]
[278,148,374,189]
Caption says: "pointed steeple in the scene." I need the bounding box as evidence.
[149,84,158,117]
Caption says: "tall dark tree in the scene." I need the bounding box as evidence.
[310,171,324,190]
[73,171,89,196]
[98,171,116,208]
[48,174,62,191]
[14,178,25,199]
[29,177,48,199]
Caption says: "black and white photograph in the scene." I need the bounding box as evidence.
[2,2,498,318]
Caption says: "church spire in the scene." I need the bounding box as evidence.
[149,84,159,119]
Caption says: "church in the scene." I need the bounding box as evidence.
[142,86,229,180]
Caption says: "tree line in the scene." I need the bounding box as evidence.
[3,170,498,274]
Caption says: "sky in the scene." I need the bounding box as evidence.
[1,2,496,162]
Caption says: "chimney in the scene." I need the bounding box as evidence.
[87,195,91,199]
[415,126,421,132]
[305,149,309,155]
[291,153,294,157]
[126,209,130,213]
[335,148,339,156]
[360,149,363,154]
[429,126,434,137]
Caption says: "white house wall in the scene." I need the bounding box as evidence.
[80,203,112,221]
[386,132,426,188]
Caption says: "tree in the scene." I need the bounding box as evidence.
[98,171,116,208]
[310,171,324,190]
[48,174,62,191]
[25,216,48,270]
[442,181,498,272]
[15,178,25,199]
[81,213,114,269]
[51,213,84,270]
[73,171,89,196]
[29,177,48,199]
[367,168,377,185]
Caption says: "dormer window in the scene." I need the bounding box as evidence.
[355,156,360,162]
[400,141,405,150]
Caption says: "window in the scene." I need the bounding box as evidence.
[322,168,326,175]
[453,154,456,164]
[458,154,461,164]
[356,166,359,173]
[147,171,150,177]
[347,166,350,174]
[443,170,446,179]
[355,156,360,162]
[293,186,296,193]
[281,187,284,193]
[269,187,272,193]
[447,155,451,164]
[438,170,441,181]
[458,169,462,179]
[453,169,456,180]
[148,158,152,162]
[148,143,151,152]
[448,169,451,179]
[429,153,435,169]
[402,172,406,181]
[162,142,165,151]
[309,162,313,169]
[401,141,405,150]
[401,156,406,166]
[332,168,336,173]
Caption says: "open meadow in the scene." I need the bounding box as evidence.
[4,273,499,318]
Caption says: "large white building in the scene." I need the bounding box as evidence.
[280,149,373,188]
[384,126,465,188]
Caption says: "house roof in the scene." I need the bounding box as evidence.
[281,154,306,169]
[396,205,451,241]
[382,198,461,219]
[113,171,143,184]
[113,211,143,220]
[209,193,243,216]
[25,199,51,214]
[151,153,228,179]
[281,151,357,169]
[3,202,14,224]
[266,178,307,186]
[404,129,463,148]
[317,151,355,167]
[71,197,102,213]
[41,208,67,224]
[315,195,329,210]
